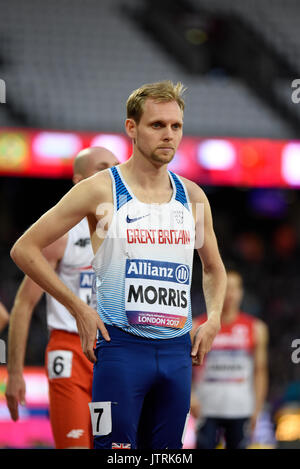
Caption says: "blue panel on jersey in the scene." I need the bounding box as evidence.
[169,172,190,209]
[126,259,190,284]
[80,272,94,288]
[111,166,132,211]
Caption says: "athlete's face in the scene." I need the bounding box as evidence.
[127,99,183,166]
[223,272,243,311]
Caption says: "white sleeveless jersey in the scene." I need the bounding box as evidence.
[92,165,196,339]
[193,313,256,418]
[46,217,95,333]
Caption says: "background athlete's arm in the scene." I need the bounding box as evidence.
[189,388,201,420]
[5,237,67,421]
[251,319,269,433]
[187,181,227,365]
[10,175,110,363]
[0,301,9,333]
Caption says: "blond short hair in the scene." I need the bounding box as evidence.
[126,80,186,123]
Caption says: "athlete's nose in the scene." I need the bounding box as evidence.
[162,125,174,141]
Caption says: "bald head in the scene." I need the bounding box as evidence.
[73,147,119,184]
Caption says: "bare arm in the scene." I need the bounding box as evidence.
[190,388,201,419]
[5,236,67,421]
[190,318,202,419]
[0,301,9,333]
[251,319,269,432]
[186,181,227,365]
[10,175,111,363]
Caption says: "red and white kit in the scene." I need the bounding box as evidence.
[45,217,94,448]
[193,312,257,418]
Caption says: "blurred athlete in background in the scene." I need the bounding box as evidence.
[5,147,118,449]
[191,269,269,449]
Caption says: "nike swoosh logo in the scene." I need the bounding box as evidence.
[126,214,150,223]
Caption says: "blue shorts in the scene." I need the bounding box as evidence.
[91,325,192,449]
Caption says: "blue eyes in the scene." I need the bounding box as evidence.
[152,123,181,129]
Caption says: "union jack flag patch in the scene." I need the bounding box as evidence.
[112,442,131,449]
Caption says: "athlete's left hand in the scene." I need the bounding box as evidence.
[74,302,110,363]
[191,316,220,365]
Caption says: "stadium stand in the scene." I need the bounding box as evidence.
[0,0,295,138]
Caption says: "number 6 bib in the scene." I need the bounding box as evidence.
[47,350,73,379]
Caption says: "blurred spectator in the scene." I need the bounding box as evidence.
[235,232,265,264]
[272,223,297,259]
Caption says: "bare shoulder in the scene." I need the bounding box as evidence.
[71,169,114,212]
[80,169,113,201]
[177,175,208,204]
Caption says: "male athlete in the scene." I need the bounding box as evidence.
[10,81,227,449]
[5,147,119,449]
[191,269,269,449]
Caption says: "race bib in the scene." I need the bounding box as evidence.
[48,350,73,379]
[125,258,190,329]
[89,402,112,436]
[79,271,95,306]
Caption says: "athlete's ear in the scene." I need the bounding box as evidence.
[125,118,137,141]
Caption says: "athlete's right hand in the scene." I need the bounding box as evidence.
[5,373,26,421]
[74,303,110,363]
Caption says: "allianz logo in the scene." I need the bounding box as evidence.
[127,260,189,283]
